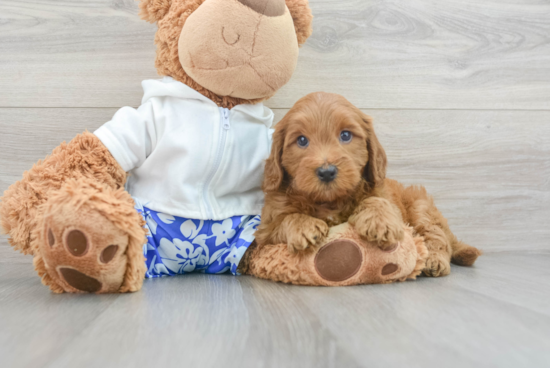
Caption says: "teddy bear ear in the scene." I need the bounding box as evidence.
[285,0,313,46]
[138,0,173,23]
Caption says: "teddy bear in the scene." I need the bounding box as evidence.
[0,0,313,293]
[0,0,429,293]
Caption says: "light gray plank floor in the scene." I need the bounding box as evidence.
[1,251,549,368]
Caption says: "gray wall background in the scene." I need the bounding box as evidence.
[1,0,549,261]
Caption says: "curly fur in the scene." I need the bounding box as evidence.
[139,0,174,22]
[285,0,313,45]
[140,0,313,108]
[255,92,391,248]
[0,133,145,293]
[254,92,481,276]
[0,132,126,255]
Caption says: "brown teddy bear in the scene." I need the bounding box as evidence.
[0,0,434,293]
[0,0,313,293]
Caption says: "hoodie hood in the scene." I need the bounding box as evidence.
[141,77,274,128]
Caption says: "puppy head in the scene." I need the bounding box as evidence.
[264,92,386,202]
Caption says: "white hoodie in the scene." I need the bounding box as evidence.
[94,77,274,220]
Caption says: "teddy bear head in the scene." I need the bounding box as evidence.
[139,0,313,108]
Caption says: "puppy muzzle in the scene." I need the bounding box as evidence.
[316,165,338,183]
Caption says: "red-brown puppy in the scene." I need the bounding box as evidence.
[254,92,481,277]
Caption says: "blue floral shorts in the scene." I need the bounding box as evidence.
[134,198,260,278]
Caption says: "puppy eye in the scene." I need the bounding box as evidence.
[340,130,352,143]
[297,135,309,148]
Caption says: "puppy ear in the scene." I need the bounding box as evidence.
[361,113,387,188]
[263,121,286,192]
[285,0,313,46]
[139,0,173,23]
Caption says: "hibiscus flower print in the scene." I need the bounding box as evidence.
[157,238,207,273]
[144,211,158,235]
[137,203,260,277]
[224,246,249,274]
[157,213,175,225]
[211,219,236,246]
[180,219,204,239]
[238,215,261,243]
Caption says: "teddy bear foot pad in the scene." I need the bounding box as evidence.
[41,205,129,293]
[314,239,363,282]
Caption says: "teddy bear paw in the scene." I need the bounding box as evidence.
[39,205,131,293]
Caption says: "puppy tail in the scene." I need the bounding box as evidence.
[450,239,482,267]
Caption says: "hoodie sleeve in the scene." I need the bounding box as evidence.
[94,101,156,172]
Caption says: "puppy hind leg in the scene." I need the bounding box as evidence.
[402,187,452,277]
[408,189,481,268]
[420,224,452,277]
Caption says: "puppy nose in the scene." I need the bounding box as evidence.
[316,165,338,183]
[237,0,286,17]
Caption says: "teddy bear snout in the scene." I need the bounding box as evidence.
[178,0,299,100]
[237,0,286,17]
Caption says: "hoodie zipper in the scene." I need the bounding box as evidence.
[203,107,230,219]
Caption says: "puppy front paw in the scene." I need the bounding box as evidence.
[349,210,404,251]
[285,215,329,253]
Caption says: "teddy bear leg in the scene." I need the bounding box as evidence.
[240,240,323,285]
[34,178,147,293]
[241,229,365,286]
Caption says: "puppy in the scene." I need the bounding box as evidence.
[254,92,481,277]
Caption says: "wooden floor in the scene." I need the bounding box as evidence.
[1,249,549,368]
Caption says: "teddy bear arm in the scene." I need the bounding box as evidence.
[119,216,148,293]
[0,132,126,255]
